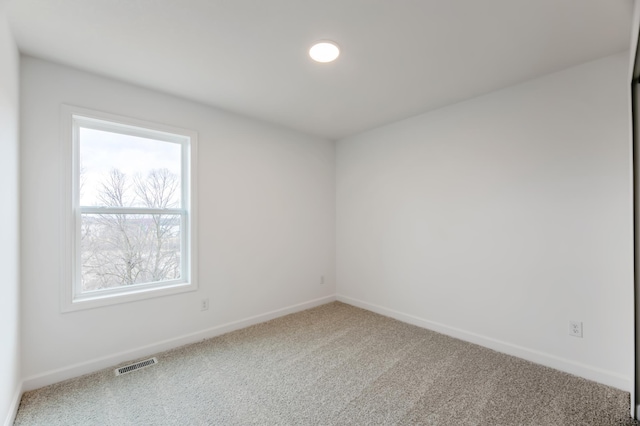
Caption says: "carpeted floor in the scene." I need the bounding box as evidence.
[14,302,638,425]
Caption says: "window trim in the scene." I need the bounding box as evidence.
[60,105,198,312]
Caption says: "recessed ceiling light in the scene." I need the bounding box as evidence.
[309,41,340,63]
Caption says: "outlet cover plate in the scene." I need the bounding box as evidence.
[201,298,209,311]
[569,320,583,338]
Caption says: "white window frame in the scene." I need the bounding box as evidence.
[60,105,198,312]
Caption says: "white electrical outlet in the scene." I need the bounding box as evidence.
[320,275,325,285]
[201,298,209,311]
[568,320,582,338]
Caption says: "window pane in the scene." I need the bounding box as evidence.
[79,127,182,208]
[80,213,182,292]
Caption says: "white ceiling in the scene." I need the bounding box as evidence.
[7,0,634,140]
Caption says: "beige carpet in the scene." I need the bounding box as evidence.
[14,302,637,425]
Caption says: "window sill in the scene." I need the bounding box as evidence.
[61,281,198,313]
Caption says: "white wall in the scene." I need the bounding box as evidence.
[0,2,20,424]
[16,41,634,398]
[20,57,335,388]
[336,52,634,390]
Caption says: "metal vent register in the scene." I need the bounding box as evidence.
[115,357,158,376]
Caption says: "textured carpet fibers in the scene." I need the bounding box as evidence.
[14,302,637,425]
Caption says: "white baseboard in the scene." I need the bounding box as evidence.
[337,294,632,392]
[3,382,23,426]
[22,295,336,392]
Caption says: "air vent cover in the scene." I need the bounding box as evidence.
[115,357,158,376]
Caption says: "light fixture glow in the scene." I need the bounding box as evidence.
[309,41,340,63]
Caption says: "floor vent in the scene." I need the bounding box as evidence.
[115,357,158,376]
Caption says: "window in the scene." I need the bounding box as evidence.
[61,105,197,312]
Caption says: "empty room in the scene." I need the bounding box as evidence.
[2,0,640,424]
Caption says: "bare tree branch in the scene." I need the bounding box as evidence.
[80,168,182,291]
